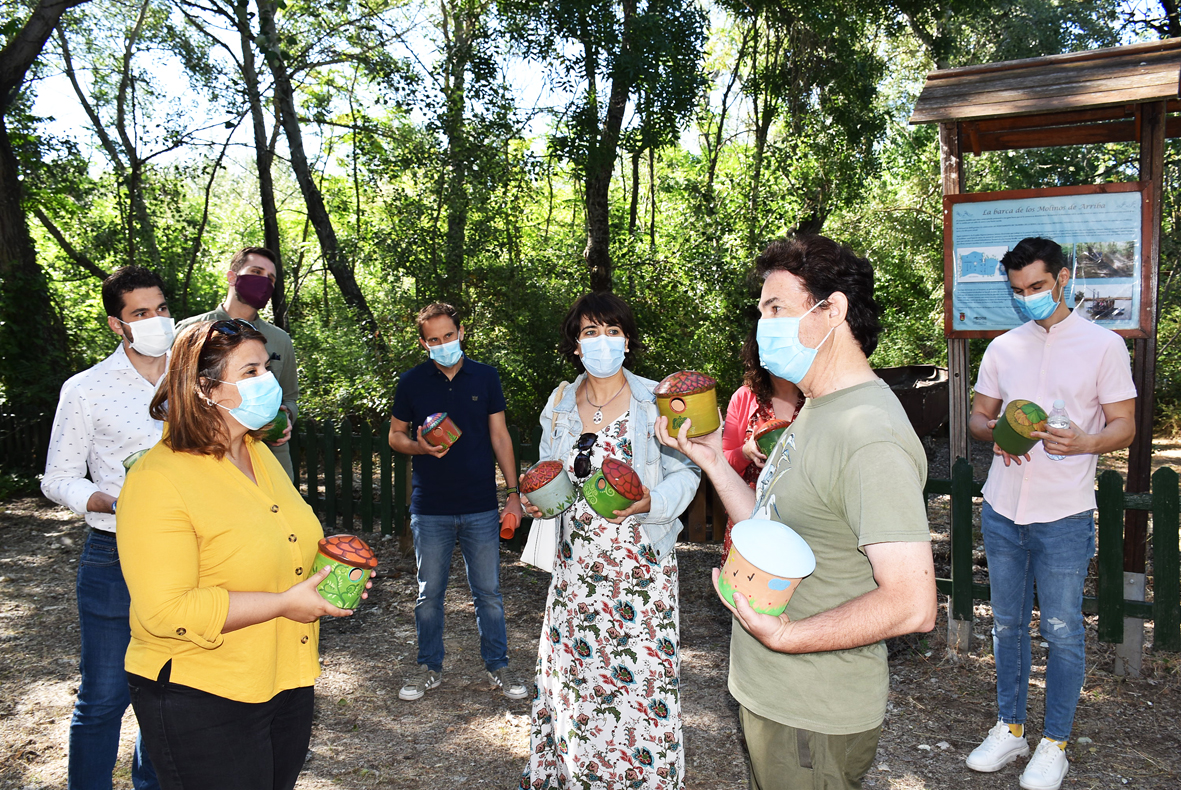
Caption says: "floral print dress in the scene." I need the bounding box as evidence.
[523,410,683,790]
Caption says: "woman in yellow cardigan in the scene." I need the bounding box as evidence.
[118,319,363,790]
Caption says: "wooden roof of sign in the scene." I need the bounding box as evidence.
[910,39,1181,152]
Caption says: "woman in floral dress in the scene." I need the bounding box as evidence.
[520,293,700,790]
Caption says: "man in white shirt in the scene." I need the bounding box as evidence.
[42,266,170,790]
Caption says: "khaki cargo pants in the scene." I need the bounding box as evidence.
[740,706,881,790]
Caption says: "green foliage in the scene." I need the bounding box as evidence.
[9,0,1180,440]
[0,471,41,501]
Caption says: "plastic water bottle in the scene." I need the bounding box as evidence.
[1045,400,1069,461]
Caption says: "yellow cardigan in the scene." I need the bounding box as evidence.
[117,436,323,703]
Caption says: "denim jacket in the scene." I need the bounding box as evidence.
[537,369,701,563]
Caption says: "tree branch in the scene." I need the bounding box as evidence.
[33,207,108,280]
[0,0,89,108]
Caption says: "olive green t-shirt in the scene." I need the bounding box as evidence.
[728,379,930,734]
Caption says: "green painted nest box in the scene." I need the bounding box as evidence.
[994,399,1047,456]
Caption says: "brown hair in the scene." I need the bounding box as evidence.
[228,247,277,274]
[740,321,774,408]
[416,302,461,337]
[150,321,270,457]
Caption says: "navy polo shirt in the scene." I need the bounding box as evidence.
[391,356,507,516]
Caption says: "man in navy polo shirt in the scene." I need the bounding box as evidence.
[389,302,527,702]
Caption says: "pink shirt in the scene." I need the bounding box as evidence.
[723,386,760,477]
[975,309,1136,525]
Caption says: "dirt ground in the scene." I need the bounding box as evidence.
[1,439,1180,789]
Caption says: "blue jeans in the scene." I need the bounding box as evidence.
[981,501,1095,741]
[410,510,508,672]
[71,530,158,790]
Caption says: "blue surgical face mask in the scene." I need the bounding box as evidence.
[756,300,836,385]
[210,371,283,430]
[579,335,627,379]
[428,338,464,367]
[1013,283,1061,321]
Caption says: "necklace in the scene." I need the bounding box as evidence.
[585,381,627,424]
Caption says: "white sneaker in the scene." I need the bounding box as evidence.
[966,721,1030,772]
[487,667,530,700]
[398,665,442,701]
[1019,738,1069,790]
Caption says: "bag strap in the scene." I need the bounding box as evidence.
[550,381,570,436]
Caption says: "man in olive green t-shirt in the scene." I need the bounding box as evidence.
[177,247,298,480]
[660,235,937,790]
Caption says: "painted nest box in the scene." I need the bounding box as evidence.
[520,460,576,519]
[582,457,643,519]
[655,371,720,438]
[718,519,816,616]
[422,412,462,450]
[261,409,288,443]
[312,534,377,610]
[994,399,1047,456]
[754,419,793,458]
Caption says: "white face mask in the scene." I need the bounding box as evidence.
[120,316,175,358]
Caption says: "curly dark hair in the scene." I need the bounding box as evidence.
[755,235,881,358]
[557,293,644,374]
[740,319,774,407]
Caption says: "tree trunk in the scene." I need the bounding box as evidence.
[235,0,286,329]
[256,0,386,353]
[441,0,474,310]
[57,19,164,276]
[0,0,88,412]
[628,148,640,236]
[704,25,749,213]
[1161,0,1181,38]
[582,0,636,292]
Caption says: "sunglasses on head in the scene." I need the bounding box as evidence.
[204,318,256,344]
[573,432,597,479]
[198,319,258,378]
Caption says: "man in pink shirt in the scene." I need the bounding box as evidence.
[965,237,1136,790]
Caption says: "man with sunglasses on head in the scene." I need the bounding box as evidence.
[388,302,527,703]
[42,266,165,790]
[176,247,297,480]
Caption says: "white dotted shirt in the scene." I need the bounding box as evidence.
[41,343,166,532]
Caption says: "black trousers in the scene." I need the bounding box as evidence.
[128,664,314,790]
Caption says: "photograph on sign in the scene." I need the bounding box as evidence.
[944,184,1146,337]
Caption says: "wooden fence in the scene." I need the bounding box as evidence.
[288,419,545,543]
[6,412,1174,652]
[932,457,1181,652]
[0,412,51,473]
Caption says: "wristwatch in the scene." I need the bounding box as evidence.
[111,498,118,514]
[505,486,519,495]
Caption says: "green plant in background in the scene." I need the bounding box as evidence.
[0,472,41,502]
